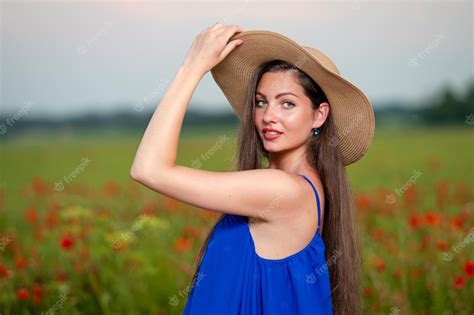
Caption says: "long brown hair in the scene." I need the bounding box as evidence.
[190,60,363,314]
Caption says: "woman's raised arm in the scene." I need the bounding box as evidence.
[129,23,306,223]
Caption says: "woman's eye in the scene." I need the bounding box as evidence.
[255,100,294,108]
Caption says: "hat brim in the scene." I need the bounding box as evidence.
[210,30,375,166]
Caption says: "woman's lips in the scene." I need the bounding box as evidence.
[263,132,283,141]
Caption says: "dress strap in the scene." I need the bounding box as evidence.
[297,174,322,234]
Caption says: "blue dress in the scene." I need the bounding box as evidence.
[183,174,333,315]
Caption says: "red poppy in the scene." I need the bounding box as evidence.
[0,264,10,278]
[464,261,474,277]
[451,218,463,229]
[436,181,449,209]
[393,267,402,279]
[46,210,58,228]
[421,234,430,249]
[103,181,119,196]
[363,287,373,298]
[174,237,191,252]
[437,181,449,199]
[425,212,440,226]
[60,233,74,250]
[32,295,41,305]
[374,256,386,272]
[32,176,47,195]
[15,257,28,270]
[454,276,465,289]
[435,240,449,251]
[56,271,67,282]
[24,208,38,225]
[408,214,422,230]
[164,197,180,213]
[16,288,29,301]
[372,228,382,241]
[404,185,417,206]
[356,194,370,211]
[32,283,42,305]
[32,283,42,296]
[74,261,83,273]
[199,209,217,218]
[142,204,156,216]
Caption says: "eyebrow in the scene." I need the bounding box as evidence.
[255,91,299,99]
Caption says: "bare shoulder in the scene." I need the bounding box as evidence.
[131,165,306,222]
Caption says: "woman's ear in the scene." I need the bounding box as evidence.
[312,102,330,128]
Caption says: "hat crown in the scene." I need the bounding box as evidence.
[302,46,341,75]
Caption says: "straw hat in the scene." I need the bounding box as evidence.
[210,30,375,166]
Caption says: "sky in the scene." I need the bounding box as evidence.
[1,0,473,118]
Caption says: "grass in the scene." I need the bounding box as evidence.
[0,125,473,314]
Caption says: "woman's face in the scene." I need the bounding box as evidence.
[254,71,317,153]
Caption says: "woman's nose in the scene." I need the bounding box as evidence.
[262,103,279,123]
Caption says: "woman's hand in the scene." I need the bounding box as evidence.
[181,22,244,77]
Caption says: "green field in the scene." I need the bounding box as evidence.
[0,125,473,314]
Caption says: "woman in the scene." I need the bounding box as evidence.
[130,22,375,315]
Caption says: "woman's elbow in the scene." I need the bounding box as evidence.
[129,165,163,190]
[130,164,146,182]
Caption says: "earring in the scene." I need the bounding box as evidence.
[312,127,321,136]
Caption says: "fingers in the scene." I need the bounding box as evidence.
[214,24,244,40]
[218,37,243,61]
[208,22,243,34]
[210,22,224,30]
[201,22,224,34]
